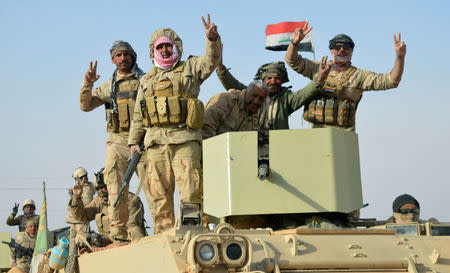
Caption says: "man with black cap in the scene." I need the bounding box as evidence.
[285,23,406,131]
[387,193,438,224]
[79,40,146,242]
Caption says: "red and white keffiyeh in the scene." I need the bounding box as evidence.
[153,36,179,69]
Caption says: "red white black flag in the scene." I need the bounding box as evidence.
[265,21,314,52]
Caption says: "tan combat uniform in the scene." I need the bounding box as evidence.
[203,89,259,139]
[80,70,146,240]
[68,192,145,241]
[8,231,36,273]
[66,181,96,238]
[6,214,39,232]
[128,28,222,234]
[285,55,399,131]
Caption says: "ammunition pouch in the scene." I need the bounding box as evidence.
[105,76,139,133]
[140,97,204,129]
[303,97,357,127]
[140,62,204,129]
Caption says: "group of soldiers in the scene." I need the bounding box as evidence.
[75,15,408,240]
[5,13,412,272]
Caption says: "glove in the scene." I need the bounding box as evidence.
[12,203,19,216]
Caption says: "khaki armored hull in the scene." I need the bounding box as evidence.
[78,225,450,273]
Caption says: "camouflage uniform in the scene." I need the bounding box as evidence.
[66,181,95,239]
[128,28,222,234]
[203,89,259,139]
[68,192,145,241]
[6,214,39,232]
[80,64,146,240]
[8,231,36,273]
[285,55,399,131]
[216,64,322,131]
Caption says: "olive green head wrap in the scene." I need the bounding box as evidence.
[254,61,289,84]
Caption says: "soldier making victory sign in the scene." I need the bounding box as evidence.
[285,22,406,131]
[128,14,222,234]
[79,40,146,242]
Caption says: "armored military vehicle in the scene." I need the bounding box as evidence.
[72,129,450,273]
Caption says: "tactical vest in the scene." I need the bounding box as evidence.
[140,62,204,129]
[105,78,140,133]
[303,66,358,127]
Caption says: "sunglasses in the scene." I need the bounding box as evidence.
[398,208,420,214]
[332,44,352,51]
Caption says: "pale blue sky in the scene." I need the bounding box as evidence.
[1,0,449,233]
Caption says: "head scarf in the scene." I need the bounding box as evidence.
[329,34,355,50]
[254,61,289,83]
[153,36,179,69]
[110,40,137,64]
[392,194,420,213]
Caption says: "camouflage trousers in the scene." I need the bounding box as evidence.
[144,141,203,234]
[104,134,146,241]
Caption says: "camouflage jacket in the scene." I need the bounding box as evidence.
[9,231,36,270]
[217,68,322,130]
[6,214,39,232]
[285,54,400,130]
[67,192,145,238]
[79,71,142,144]
[128,28,222,147]
[203,89,259,139]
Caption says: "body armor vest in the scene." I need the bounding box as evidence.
[303,66,358,127]
[140,62,204,129]
[105,78,140,133]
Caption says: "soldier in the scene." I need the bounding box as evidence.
[208,57,331,140]
[216,59,326,132]
[66,167,96,241]
[387,194,438,224]
[67,169,146,242]
[202,81,269,139]
[6,199,39,232]
[285,23,406,131]
[71,167,95,206]
[8,219,37,273]
[128,14,222,234]
[79,40,146,242]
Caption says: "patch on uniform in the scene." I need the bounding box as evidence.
[158,82,169,89]
[324,86,335,93]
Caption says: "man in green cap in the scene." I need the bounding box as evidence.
[79,40,146,242]
[216,58,327,133]
[208,56,331,140]
[285,23,406,131]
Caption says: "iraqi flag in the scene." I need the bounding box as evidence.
[265,21,314,52]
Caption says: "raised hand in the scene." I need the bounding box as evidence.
[202,13,218,41]
[394,32,406,58]
[85,61,101,83]
[292,21,312,45]
[72,184,83,200]
[12,203,19,216]
[317,56,331,84]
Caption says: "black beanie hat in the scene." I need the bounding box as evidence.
[392,194,420,212]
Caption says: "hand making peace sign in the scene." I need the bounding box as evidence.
[394,32,406,58]
[292,21,312,45]
[85,60,101,83]
[202,13,219,41]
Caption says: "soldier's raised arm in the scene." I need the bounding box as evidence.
[390,32,406,83]
[80,60,105,112]
[188,14,222,82]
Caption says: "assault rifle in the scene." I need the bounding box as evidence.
[113,137,145,208]
[2,239,34,263]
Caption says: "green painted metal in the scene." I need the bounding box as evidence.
[203,128,363,218]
